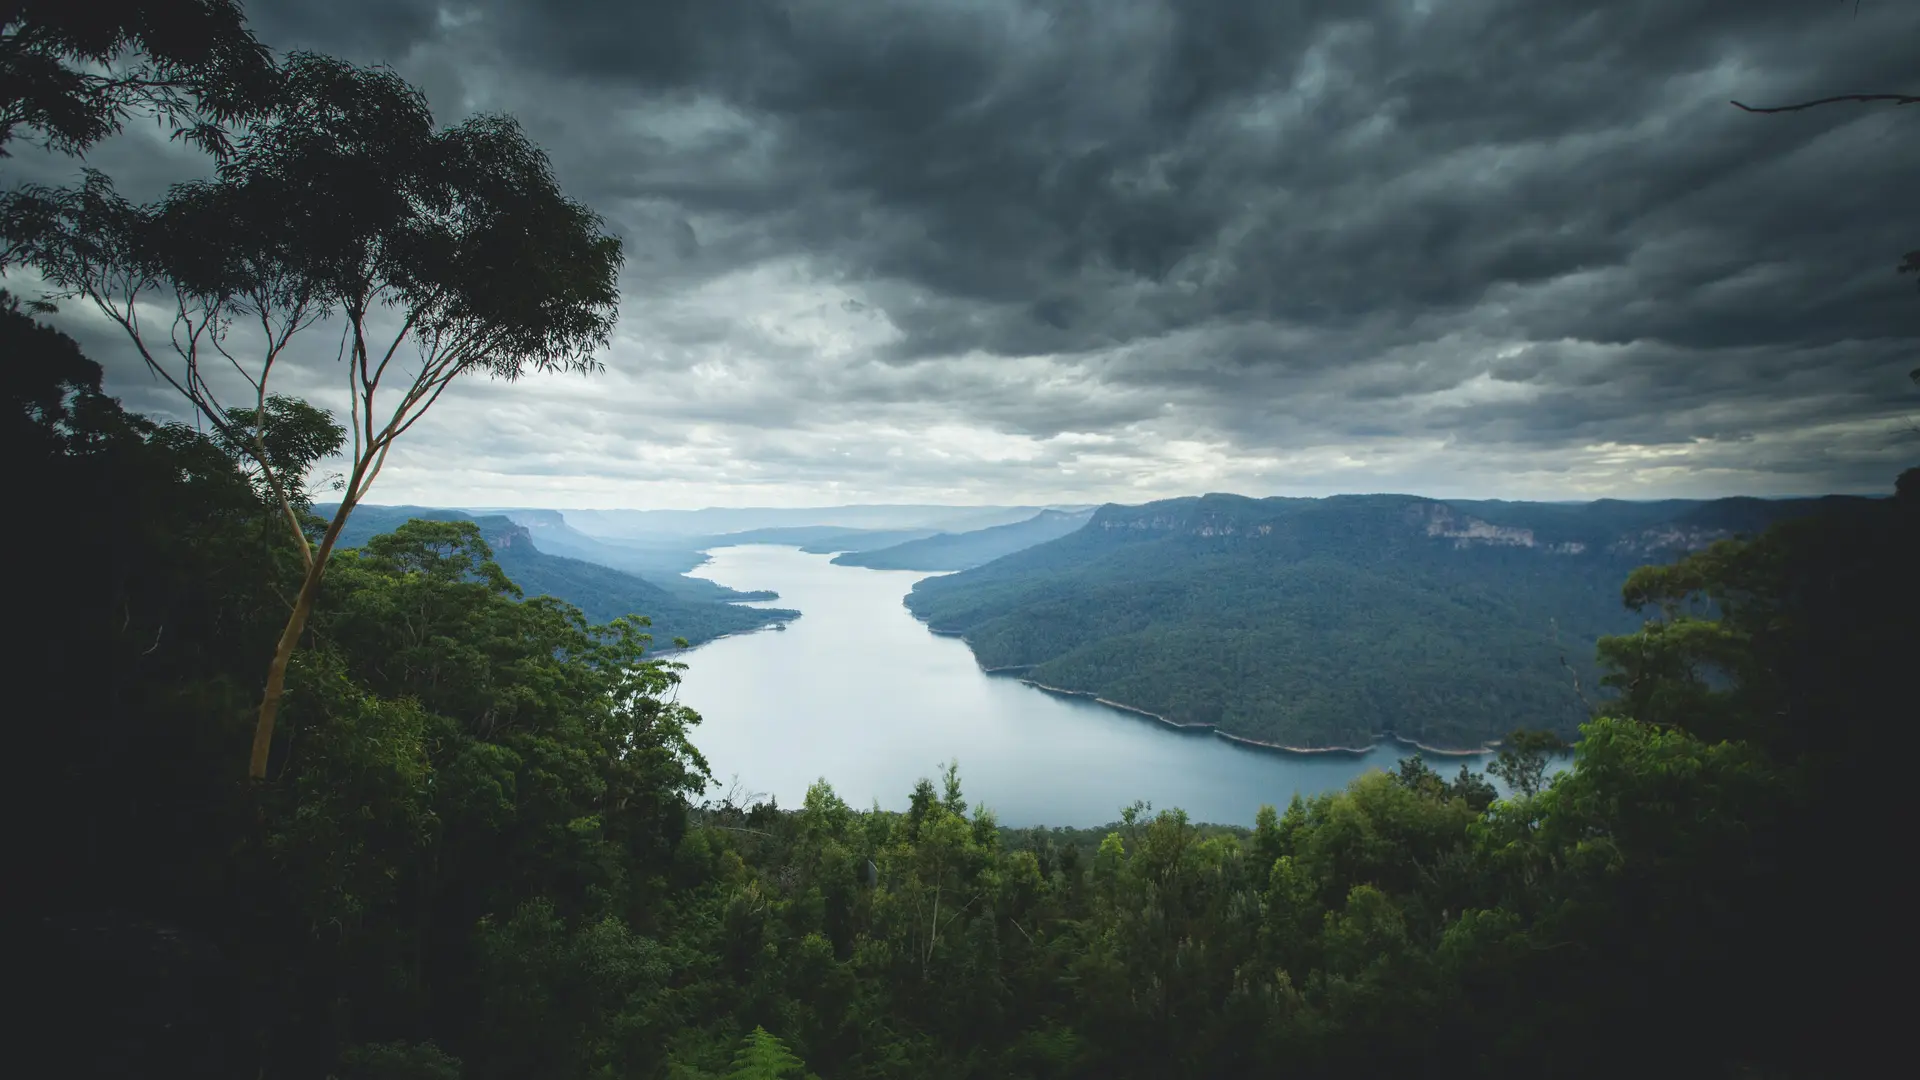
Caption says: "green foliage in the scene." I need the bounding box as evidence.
[5,39,632,779]
[0,0,273,162]
[214,394,347,511]
[1487,729,1567,800]
[724,1027,815,1080]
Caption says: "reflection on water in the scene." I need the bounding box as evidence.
[675,545,1519,828]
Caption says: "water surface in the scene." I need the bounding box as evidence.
[676,545,1508,827]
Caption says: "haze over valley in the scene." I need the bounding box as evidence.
[317,487,1850,798]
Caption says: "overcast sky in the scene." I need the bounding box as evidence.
[20,0,1920,508]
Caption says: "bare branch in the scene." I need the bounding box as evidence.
[1730,93,1920,114]
[367,311,421,398]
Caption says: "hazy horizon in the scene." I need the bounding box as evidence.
[416,485,1889,519]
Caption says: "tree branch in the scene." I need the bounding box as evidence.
[1730,93,1920,114]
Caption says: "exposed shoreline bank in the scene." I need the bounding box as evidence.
[658,614,799,657]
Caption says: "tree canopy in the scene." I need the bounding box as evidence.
[4,49,624,777]
[0,0,273,161]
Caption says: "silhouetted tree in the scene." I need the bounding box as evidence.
[5,53,623,778]
[0,0,273,161]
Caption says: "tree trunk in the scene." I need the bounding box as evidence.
[247,569,321,779]
[247,499,356,780]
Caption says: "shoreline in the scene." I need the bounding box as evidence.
[1211,729,1378,755]
[658,613,798,656]
[1387,732,1501,756]
[1017,673,1499,757]
[1019,679,1215,733]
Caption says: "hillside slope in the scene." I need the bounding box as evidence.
[832,508,1096,570]
[332,506,796,647]
[493,509,774,603]
[905,493,1858,749]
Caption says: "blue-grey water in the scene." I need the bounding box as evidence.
[675,544,1516,828]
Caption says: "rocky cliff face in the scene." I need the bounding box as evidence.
[1608,525,1734,556]
[1414,504,1595,554]
[473,516,535,553]
[1416,503,1540,549]
[501,508,568,531]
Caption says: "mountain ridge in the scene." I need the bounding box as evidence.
[831,508,1097,570]
[905,491,1864,750]
[325,505,796,648]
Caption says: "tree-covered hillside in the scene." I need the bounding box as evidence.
[906,493,1855,750]
[493,508,778,603]
[333,506,796,648]
[832,509,1096,571]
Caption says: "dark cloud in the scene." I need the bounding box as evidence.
[18,0,1918,506]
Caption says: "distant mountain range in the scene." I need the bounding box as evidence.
[905,492,1866,752]
[489,509,771,604]
[326,506,796,648]
[700,525,942,553]
[542,504,1091,540]
[832,509,1097,571]
[320,501,1099,650]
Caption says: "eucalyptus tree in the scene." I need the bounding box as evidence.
[0,0,272,161]
[7,52,623,778]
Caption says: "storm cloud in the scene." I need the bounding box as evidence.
[19,0,1920,505]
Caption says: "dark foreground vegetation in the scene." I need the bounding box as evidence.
[12,298,1914,1078]
[6,7,1911,1077]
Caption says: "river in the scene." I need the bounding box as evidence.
[674,544,1515,828]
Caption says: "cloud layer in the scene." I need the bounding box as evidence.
[20,0,1920,506]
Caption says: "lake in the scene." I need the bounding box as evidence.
[674,544,1513,828]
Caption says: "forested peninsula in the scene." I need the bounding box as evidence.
[906,493,1859,751]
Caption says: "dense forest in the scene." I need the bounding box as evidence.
[7,9,1912,1078]
[831,509,1096,571]
[906,493,1856,750]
